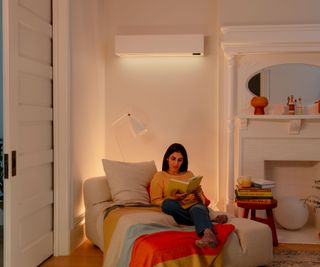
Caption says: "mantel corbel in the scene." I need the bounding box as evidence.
[239,118,248,130]
[288,119,302,135]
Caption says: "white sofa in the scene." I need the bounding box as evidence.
[83,176,273,267]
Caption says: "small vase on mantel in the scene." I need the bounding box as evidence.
[315,99,320,114]
[251,96,268,115]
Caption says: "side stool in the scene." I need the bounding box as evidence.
[236,199,278,246]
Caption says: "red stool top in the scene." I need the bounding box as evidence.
[236,199,277,210]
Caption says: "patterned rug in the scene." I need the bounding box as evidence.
[267,249,320,267]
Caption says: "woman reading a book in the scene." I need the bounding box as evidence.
[150,143,225,248]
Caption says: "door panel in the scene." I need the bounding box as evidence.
[19,107,52,122]
[15,164,52,200]
[19,73,52,106]
[20,123,52,152]
[19,150,53,170]
[19,24,52,64]
[4,0,54,266]
[20,0,52,22]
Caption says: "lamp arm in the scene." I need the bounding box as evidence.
[111,113,130,126]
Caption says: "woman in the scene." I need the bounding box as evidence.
[150,143,219,248]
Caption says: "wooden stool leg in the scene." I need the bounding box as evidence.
[242,208,250,218]
[266,208,278,246]
[251,209,256,220]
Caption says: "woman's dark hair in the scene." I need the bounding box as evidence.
[162,143,188,172]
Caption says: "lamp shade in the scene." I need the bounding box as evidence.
[112,113,147,137]
[111,113,147,160]
[128,115,147,136]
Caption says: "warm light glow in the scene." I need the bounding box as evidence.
[116,53,203,57]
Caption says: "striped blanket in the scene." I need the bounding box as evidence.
[102,206,234,267]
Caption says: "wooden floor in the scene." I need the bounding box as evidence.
[40,240,103,267]
[40,239,320,267]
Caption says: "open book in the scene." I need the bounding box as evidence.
[167,175,203,196]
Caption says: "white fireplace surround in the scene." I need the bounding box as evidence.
[219,24,320,213]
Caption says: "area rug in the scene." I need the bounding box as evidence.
[266,249,320,267]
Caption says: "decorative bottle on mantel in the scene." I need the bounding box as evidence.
[250,96,268,115]
[287,95,296,115]
[296,97,303,115]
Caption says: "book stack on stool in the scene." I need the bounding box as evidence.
[235,179,275,204]
[235,178,279,246]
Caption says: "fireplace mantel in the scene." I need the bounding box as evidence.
[219,24,320,213]
[238,115,320,134]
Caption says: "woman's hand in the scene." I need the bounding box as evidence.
[193,186,206,204]
[193,186,202,194]
[175,192,188,200]
[168,190,187,200]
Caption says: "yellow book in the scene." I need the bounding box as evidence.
[167,175,203,196]
[235,198,273,204]
[236,190,273,197]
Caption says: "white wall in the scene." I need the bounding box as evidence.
[103,0,220,203]
[70,0,106,223]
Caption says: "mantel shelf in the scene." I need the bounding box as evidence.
[237,114,320,134]
[238,114,320,120]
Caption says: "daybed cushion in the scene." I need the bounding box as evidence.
[83,176,112,246]
[102,159,157,205]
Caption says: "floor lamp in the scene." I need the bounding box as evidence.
[112,113,148,159]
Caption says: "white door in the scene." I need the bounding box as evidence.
[3,0,54,266]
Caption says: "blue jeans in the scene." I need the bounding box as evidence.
[161,199,213,236]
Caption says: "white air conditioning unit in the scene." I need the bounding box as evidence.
[115,34,204,57]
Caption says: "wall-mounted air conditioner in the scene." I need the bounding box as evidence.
[115,34,204,57]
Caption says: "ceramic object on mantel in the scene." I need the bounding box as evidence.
[251,96,268,115]
[315,100,320,113]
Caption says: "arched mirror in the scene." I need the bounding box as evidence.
[247,63,320,105]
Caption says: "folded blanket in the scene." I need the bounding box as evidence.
[129,223,235,267]
[117,223,196,267]
[102,206,234,267]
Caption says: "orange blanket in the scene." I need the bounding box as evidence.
[102,206,234,267]
[129,224,235,267]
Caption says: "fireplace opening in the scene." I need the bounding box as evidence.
[265,160,320,244]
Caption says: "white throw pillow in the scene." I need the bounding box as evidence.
[102,159,157,205]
